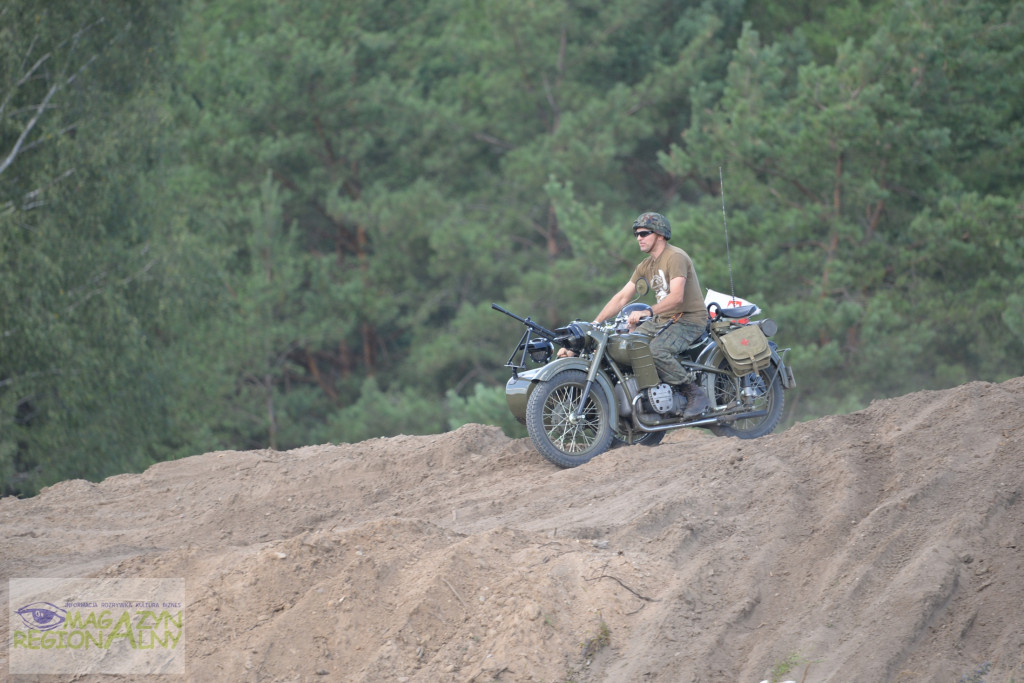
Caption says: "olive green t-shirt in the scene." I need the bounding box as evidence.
[630,244,707,325]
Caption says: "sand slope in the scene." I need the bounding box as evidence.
[3,377,1023,682]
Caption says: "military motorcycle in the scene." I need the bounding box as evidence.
[491,282,796,468]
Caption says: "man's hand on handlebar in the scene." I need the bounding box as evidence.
[627,310,651,330]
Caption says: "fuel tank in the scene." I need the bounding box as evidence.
[605,334,659,389]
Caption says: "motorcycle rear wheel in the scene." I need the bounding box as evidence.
[525,369,615,468]
[708,360,784,439]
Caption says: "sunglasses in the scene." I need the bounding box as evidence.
[634,230,655,238]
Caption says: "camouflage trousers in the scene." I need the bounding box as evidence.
[634,318,707,385]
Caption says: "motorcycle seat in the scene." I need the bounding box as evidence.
[717,304,758,320]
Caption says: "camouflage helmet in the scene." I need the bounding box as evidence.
[631,212,671,240]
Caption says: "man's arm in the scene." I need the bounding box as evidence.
[558,280,642,358]
[648,276,686,316]
[625,275,685,327]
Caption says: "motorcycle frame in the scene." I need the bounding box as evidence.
[560,332,786,434]
[501,317,792,437]
[601,342,774,434]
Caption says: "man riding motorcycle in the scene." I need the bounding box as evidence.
[560,212,710,417]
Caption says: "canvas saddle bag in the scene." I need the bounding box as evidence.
[710,321,772,375]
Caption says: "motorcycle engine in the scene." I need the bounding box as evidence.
[646,383,688,415]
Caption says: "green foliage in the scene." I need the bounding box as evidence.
[0,0,186,495]
[769,650,807,682]
[447,384,526,438]
[659,1,1024,420]
[580,618,612,659]
[3,0,1023,494]
[744,0,884,64]
[321,377,446,444]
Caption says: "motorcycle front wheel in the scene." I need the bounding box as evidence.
[525,369,615,468]
[708,360,785,439]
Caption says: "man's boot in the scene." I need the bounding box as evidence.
[680,382,709,418]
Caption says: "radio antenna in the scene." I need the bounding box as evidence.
[719,166,735,301]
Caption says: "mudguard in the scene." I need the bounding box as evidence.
[505,357,618,424]
[770,342,796,389]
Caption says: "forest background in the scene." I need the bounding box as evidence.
[2,0,1022,497]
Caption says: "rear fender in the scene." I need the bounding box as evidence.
[769,342,796,389]
[694,340,721,369]
[505,358,617,423]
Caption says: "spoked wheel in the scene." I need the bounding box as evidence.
[525,369,614,467]
[707,359,784,439]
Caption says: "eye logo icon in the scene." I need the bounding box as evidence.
[16,602,67,631]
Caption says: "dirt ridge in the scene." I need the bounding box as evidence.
[3,377,1023,681]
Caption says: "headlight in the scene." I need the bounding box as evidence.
[526,339,553,363]
[554,323,586,353]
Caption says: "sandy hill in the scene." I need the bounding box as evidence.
[2,377,1023,682]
